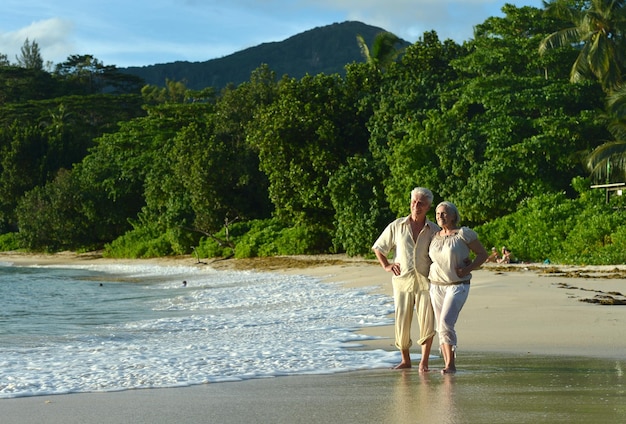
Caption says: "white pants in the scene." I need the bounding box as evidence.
[430,282,470,347]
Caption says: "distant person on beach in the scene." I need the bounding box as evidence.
[428,201,488,374]
[372,187,439,371]
[485,247,499,263]
[497,247,511,264]
[182,281,187,287]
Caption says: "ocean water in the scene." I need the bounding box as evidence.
[0,262,397,398]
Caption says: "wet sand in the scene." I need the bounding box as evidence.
[3,354,624,424]
[2,253,626,423]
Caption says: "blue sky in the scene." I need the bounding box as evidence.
[1,0,545,68]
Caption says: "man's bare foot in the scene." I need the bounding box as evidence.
[393,362,412,369]
[441,367,456,374]
[418,366,429,373]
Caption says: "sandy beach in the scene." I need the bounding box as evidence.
[2,252,626,423]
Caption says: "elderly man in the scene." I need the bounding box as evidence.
[372,187,439,370]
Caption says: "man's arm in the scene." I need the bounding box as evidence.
[373,248,400,276]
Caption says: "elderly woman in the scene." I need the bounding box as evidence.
[428,201,488,374]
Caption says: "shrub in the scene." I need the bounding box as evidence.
[270,224,332,255]
[0,232,20,251]
[103,224,174,258]
[476,178,625,264]
[194,220,255,258]
[477,191,578,262]
[194,218,333,259]
[556,206,626,264]
[234,219,289,258]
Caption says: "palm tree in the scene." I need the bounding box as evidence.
[586,85,626,181]
[356,31,404,72]
[539,1,626,180]
[539,0,626,93]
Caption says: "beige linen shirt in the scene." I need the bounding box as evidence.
[372,216,439,292]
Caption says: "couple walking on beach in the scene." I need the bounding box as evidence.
[372,187,488,374]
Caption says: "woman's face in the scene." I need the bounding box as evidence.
[436,205,454,227]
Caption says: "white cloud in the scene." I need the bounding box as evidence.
[0,18,74,65]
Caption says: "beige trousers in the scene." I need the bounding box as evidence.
[392,273,435,350]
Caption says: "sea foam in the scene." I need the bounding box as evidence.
[0,263,396,398]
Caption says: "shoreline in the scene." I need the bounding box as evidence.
[3,251,626,360]
[3,252,626,423]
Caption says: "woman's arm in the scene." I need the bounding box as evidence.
[456,238,489,278]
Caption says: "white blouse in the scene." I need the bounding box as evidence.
[428,227,478,284]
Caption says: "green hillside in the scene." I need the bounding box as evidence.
[121,21,408,89]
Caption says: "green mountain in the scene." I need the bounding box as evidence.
[121,21,407,90]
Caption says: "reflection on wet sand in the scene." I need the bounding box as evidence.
[380,353,626,424]
[389,368,460,423]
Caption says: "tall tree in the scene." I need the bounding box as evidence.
[367,31,465,215]
[539,0,626,92]
[459,4,572,80]
[15,169,95,251]
[0,67,59,102]
[540,1,626,182]
[248,71,370,227]
[15,38,43,71]
[54,54,144,94]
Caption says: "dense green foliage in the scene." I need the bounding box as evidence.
[477,177,626,264]
[2,3,626,264]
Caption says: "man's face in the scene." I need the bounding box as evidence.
[410,194,431,218]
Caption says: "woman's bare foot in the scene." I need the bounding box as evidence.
[418,360,430,372]
[441,367,456,374]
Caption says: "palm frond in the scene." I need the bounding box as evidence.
[586,32,611,78]
[607,119,626,141]
[570,44,591,82]
[607,84,626,118]
[539,27,583,55]
[371,32,403,70]
[355,34,371,64]
[586,140,626,181]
